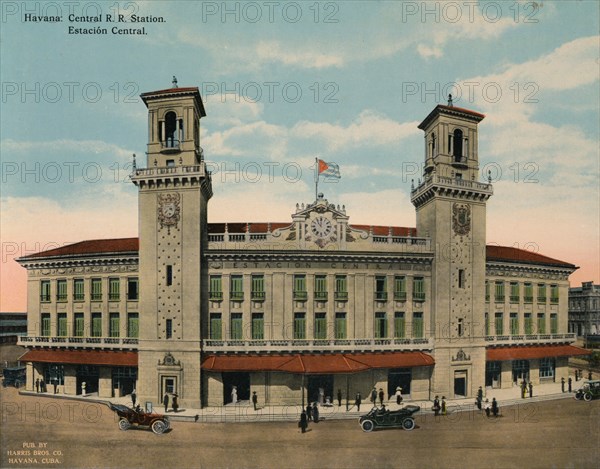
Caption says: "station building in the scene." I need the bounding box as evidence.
[16,83,589,409]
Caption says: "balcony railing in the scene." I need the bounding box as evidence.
[314,291,328,301]
[394,292,407,301]
[495,296,505,302]
[484,333,575,345]
[510,295,520,303]
[18,336,139,350]
[413,292,426,302]
[210,291,223,301]
[230,292,244,301]
[537,296,546,303]
[203,337,434,353]
[251,291,266,301]
[294,291,308,300]
[334,292,348,301]
[375,292,388,301]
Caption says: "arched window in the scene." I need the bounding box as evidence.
[165,111,177,148]
[453,129,463,161]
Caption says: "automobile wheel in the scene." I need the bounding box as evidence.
[151,420,167,434]
[118,419,131,431]
[574,392,582,401]
[583,392,593,402]
[163,419,170,430]
[402,417,416,431]
[361,419,375,432]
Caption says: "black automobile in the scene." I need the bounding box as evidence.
[574,380,600,402]
[108,403,170,434]
[359,405,420,432]
[2,366,26,388]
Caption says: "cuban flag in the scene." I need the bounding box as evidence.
[318,159,341,179]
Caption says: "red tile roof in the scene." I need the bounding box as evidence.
[20,349,138,366]
[486,245,576,268]
[17,234,576,269]
[19,238,138,260]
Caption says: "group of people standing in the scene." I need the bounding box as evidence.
[299,402,321,433]
[162,392,179,413]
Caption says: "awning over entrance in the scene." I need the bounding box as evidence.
[486,345,590,361]
[202,351,434,374]
[20,349,138,367]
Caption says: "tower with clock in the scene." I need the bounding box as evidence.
[131,79,212,408]
[411,98,493,399]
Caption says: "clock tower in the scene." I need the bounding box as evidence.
[131,79,212,408]
[411,98,493,399]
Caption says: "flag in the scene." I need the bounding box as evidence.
[318,159,341,179]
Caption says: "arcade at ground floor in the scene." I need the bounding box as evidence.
[18,345,590,407]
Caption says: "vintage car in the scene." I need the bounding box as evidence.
[2,366,26,388]
[574,380,600,401]
[359,405,420,432]
[108,403,170,434]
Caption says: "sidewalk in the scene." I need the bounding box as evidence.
[20,377,587,424]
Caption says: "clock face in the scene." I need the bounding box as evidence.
[311,216,332,238]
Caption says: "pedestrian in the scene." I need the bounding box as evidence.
[370,387,377,407]
[441,396,446,415]
[35,378,40,393]
[131,388,137,407]
[355,392,362,412]
[521,380,527,399]
[491,398,499,417]
[568,377,572,392]
[589,371,593,380]
[163,393,169,412]
[378,388,385,407]
[476,396,482,410]
[312,402,319,423]
[477,386,483,402]
[40,379,46,393]
[53,381,57,394]
[299,410,308,433]
[231,385,238,404]
[528,382,533,398]
[337,389,342,407]
[252,391,258,410]
[395,386,403,405]
[172,394,179,413]
[433,396,440,416]
[306,403,312,421]
[484,399,491,417]
[561,377,565,393]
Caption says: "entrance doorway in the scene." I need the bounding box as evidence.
[76,365,99,395]
[485,361,501,389]
[222,372,250,404]
[454,370,467,397]
[388,368,412,398]
[307,375,333,404]
[512,360,530,385]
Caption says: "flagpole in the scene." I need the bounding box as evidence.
[315,157,319,202]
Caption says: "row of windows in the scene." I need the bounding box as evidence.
[209,275,426,302]
[40,278,139,303]
[486,281,559,304]
[485,312,558,336]
[208,311,424,341]
[40,312,139,338]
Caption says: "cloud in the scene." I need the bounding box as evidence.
[203,110,420,161]
[1,139,134,160]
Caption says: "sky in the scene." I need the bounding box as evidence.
[1,1,599,312]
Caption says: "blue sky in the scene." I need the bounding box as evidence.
[1,1,599,310]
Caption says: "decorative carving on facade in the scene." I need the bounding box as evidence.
[452,349,471,362]
[158,352,180,366]
[452,203,471,236]
[157,193,181,233]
